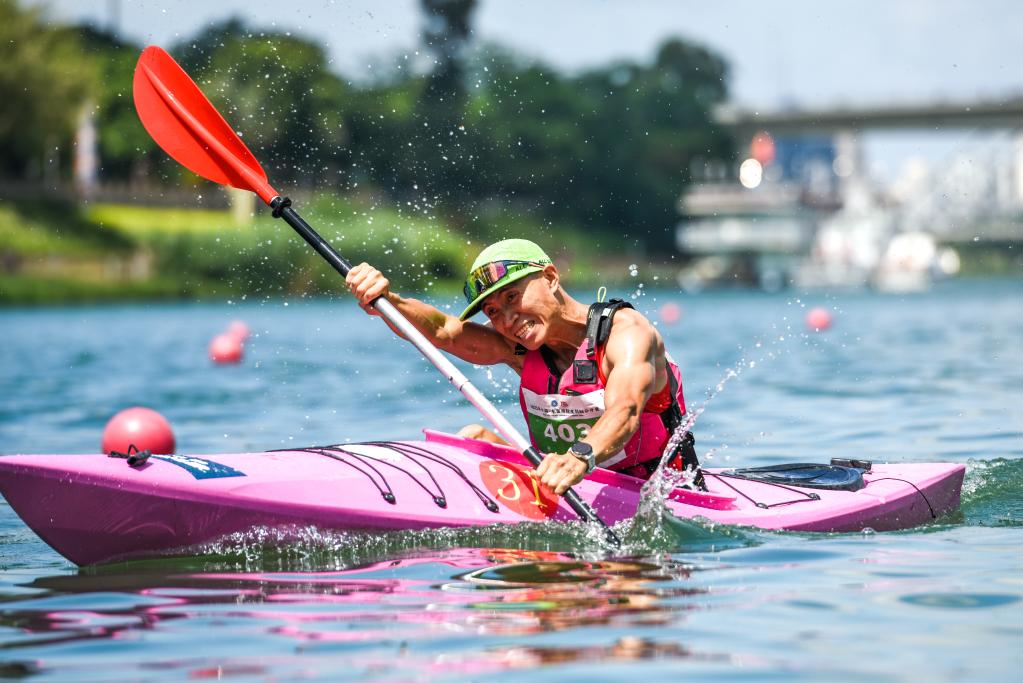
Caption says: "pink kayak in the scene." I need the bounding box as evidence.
[0,430,964,565]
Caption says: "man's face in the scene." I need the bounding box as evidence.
[481,272,555,349]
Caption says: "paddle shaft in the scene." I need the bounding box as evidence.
[269,198,619,540]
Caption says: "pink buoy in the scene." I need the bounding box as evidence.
[209,333,244,364]
[227,320,250,341]
[101,407,175,454]
[659,302,682,325]
[806,307,833,331]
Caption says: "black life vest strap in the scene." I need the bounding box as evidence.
[585,299,633,359]
[660,370,684,433]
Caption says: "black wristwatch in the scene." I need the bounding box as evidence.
[569,441,596,474]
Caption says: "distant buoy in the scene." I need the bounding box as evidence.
[102,407,175,454]
[209,333,244,364]
[806,307,833,331]
[227,320,251,341]
[659,302,682,325]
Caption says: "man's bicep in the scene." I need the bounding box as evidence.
[603,357,657,410]
[602,321,658,404]
[447,319,523,369]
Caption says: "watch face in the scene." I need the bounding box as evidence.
[570,442,595,473]
[571,442,593,456]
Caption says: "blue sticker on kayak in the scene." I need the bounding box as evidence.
[152,454,245,479]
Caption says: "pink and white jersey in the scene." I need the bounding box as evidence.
[517,338,686,476]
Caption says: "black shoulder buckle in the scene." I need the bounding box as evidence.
[573,359,598,384]
[107,444,153,468]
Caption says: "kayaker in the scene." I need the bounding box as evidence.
[346,239,703,496]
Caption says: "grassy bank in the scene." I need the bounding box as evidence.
[0,193,633,305]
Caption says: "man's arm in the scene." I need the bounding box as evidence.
[535,310,664,494]
[585,310,662,460]
[346,262,523,370]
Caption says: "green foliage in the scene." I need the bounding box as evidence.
[171,20,351,185]
[0,0,96,176]
[296,193,472,291]
[0,192,664,305]
[0,199,133,257]
[348,39,733,251]
[0,271,183,304]
[518,38,733,250]
[84,202,308,295]
[83,196,471,296]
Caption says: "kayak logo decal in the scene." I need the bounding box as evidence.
[152,454,245,479]
[479,460,558,520]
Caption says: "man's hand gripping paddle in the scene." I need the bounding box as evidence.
[132,46,620,546]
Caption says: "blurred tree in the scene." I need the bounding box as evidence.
[171,19,351,186]
[460,38,733,251]
[464,47,596,206]
[0,0,95,178]
[348,34,732,254]
[568,38,733,250]
[400,0,478,205]
[420,0,476,108]
[74,26,157,181]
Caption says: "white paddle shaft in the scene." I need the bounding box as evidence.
[372,296,532,452]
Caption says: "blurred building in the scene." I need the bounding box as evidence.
[677,97,1023,290]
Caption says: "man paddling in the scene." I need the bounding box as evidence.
[346,239,704,496]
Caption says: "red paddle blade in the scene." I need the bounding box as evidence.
[133,45,278,204]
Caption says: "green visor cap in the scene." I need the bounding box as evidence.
[459,239,552,320]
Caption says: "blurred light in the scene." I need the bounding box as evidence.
[739,158,763,189]
[832,154,854,177]
[937,248,961,275]
[750,131,775,165]
[885,232,936,270]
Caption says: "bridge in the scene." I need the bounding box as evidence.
[714,96,1023,136]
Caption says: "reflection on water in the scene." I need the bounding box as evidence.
[3,550,718,679]
[3,529,1020,681]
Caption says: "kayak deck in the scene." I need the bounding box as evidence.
[0,430,965,565]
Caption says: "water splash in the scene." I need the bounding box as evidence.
[92,507,758,574]
[959,458,1023,527]
[190,522,600,572]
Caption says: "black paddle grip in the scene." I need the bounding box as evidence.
[270,197,354,277]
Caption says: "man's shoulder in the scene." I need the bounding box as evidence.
[607,305,654,333]
[602,306,662,354]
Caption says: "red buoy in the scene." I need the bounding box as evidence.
[101,407,175,454]
[227,320,251,341]
[806,307,833,332]
[659,302,682,325]
[209,333,244,364]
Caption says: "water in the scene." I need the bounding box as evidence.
[1,279,1021,680]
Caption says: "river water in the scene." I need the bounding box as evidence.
[1,279,1021,681]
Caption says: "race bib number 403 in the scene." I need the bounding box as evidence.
[521,387,605,454]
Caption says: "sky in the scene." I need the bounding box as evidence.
[28,0,1023,181]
